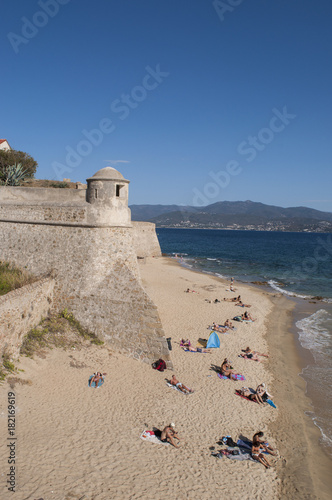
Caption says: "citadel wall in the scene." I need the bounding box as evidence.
[0,277,55,359]
[131,221,162,258]
[0,170,169,366]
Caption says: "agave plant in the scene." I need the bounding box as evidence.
[1,163,28,186]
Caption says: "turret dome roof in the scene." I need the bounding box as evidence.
[87,167,129,183]
[88,167,125,181]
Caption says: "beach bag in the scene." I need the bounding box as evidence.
[222,436,237,447]
[152,359,166,372]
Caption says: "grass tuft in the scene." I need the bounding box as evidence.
[0,261,37,296]
[20,310,104,359]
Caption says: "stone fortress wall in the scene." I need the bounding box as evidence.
[0,168,171,366]
[0,277,55,359]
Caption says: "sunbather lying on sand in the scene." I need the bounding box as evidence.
[184,346,211,353]
[253,431,276,456]
[170,375,194,394]
[239,352,261,362]
[185,288,198,293]
[160,423,181,448]
[240,387,264,404]
[223,295,241,302]
[235,301,251,307]
[251,442,272,468]
[211,322,227,333]
[244,347,269,358]
[89,372,106,388]
[220,358,240,380]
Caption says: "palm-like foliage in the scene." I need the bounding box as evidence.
[0,163,28,186]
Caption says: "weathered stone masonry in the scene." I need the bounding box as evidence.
[0,167,171,366]
[0,277,55,358]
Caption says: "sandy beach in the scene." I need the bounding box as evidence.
[0,256,330,499]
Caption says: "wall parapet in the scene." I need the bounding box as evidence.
[0,276,55,359]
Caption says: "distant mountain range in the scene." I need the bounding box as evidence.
[130,201,332,232]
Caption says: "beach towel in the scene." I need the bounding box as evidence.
[212,448,253,461]
[266,399,277,408]
[166,382,193,395]
[218,373,245,381]
[88,375,104,388]
[235,389,257,403]
[140,430,169,445]
[226,447,254,461]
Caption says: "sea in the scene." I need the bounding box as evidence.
[156,228,332,456]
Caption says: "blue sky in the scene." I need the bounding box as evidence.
[1,0,331,211]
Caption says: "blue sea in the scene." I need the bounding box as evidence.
[156,228,332,455]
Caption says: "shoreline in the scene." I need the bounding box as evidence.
[267,296,332,499]
[164,256,332,499]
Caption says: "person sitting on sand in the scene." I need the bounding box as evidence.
[240,387,265,404]
[180,338,191,347]
[160,423,181,448]
[242,311,255,321]
[251,442,272,468]
[256,383,272,402]
[220,358,239,380]
[185,346,211,353]
[223,319,234,329]
[170,375,194,394]
[89,372,106,388]
[253,431,276,456]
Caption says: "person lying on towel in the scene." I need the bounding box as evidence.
[184,346,211,353]
[89,372,106,388]
[170,375,194,394]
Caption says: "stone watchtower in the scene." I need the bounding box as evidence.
[86,167,131,226]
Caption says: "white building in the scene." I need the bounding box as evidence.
[0,139,11,151]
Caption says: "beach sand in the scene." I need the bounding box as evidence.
[0,256,329,499]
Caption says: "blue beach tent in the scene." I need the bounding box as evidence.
[206,330,220,348]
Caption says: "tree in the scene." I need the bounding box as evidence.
[0,149,38,179]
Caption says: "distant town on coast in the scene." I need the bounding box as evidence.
[130,200,332,232]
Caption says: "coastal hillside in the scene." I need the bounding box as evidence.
[130,201,332,232]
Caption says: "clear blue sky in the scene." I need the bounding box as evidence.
[1,0,331,211]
